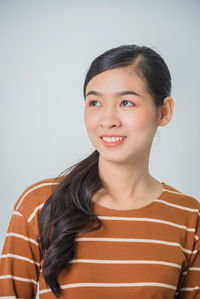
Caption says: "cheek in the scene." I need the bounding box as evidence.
[84,111,97,132]
[125,109,156,131]
[141,113,155,127]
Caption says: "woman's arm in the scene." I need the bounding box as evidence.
[0,209,40,298]
[176,211,200,298]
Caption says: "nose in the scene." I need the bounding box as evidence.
[100,108,121,129]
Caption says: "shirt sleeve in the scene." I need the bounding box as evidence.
[0,209,40,298]
[176,211,200,298]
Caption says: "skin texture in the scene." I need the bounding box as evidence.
[84,67,174,209]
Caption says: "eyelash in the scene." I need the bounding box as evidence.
[89,100,136,107]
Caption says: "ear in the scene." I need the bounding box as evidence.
[157,97,174,127]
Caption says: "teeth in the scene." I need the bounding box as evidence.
[102,136,126,142]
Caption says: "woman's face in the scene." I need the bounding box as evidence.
[84,67,160,164]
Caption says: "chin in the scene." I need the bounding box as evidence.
[99,151,133,163]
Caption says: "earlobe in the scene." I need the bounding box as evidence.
[157,97,174,127]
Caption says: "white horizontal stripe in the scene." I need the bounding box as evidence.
[40,282,176,294]
[99,216,195,232]
[0,297,17,298]
[76,237,193,254]
[1,253,40,267]
[6,233,39,246]
[16,182,59,210]
[154,199,199,212]
[195,235,199,241]
[165,189,185,196]
[27,203,44,222]
[0,274,37,285]
[188,267,200,271]
[12,211,23,217]
[180,286,200,291]
[70,258,181,269]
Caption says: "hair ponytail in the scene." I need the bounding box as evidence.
[39,150,103,296]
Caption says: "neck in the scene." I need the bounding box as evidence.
[98,154,158,203]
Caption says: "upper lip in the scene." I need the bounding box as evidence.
[100,134,127,138]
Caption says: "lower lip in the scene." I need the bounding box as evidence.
[100,137,126,147]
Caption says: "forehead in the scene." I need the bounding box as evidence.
[85,67,148,95]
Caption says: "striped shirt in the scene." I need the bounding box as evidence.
[0,177,200,298]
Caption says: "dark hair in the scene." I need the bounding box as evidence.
[83,44,171,106]
[38,44,172,296]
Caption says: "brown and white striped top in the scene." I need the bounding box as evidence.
[0,177,200,298]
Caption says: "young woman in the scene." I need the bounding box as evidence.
[0,45,199,298]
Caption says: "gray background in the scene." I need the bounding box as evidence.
[0,0,200,296]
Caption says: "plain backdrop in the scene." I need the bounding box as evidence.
[0,1,200,296]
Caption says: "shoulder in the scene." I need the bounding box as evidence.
[162,183,199,229]
[14,176,65,221]
[163,182,200,210]
[162,183,200,239]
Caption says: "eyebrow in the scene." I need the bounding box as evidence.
[86,90,141,97]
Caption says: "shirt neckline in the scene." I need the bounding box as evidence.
[92,182,168,214]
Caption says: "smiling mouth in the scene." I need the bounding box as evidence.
[99,136,127,147]
[100,136,127,142]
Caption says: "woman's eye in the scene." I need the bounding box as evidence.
[89,100,101,107]
[121,100,135,107]
[88,100,135,107]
